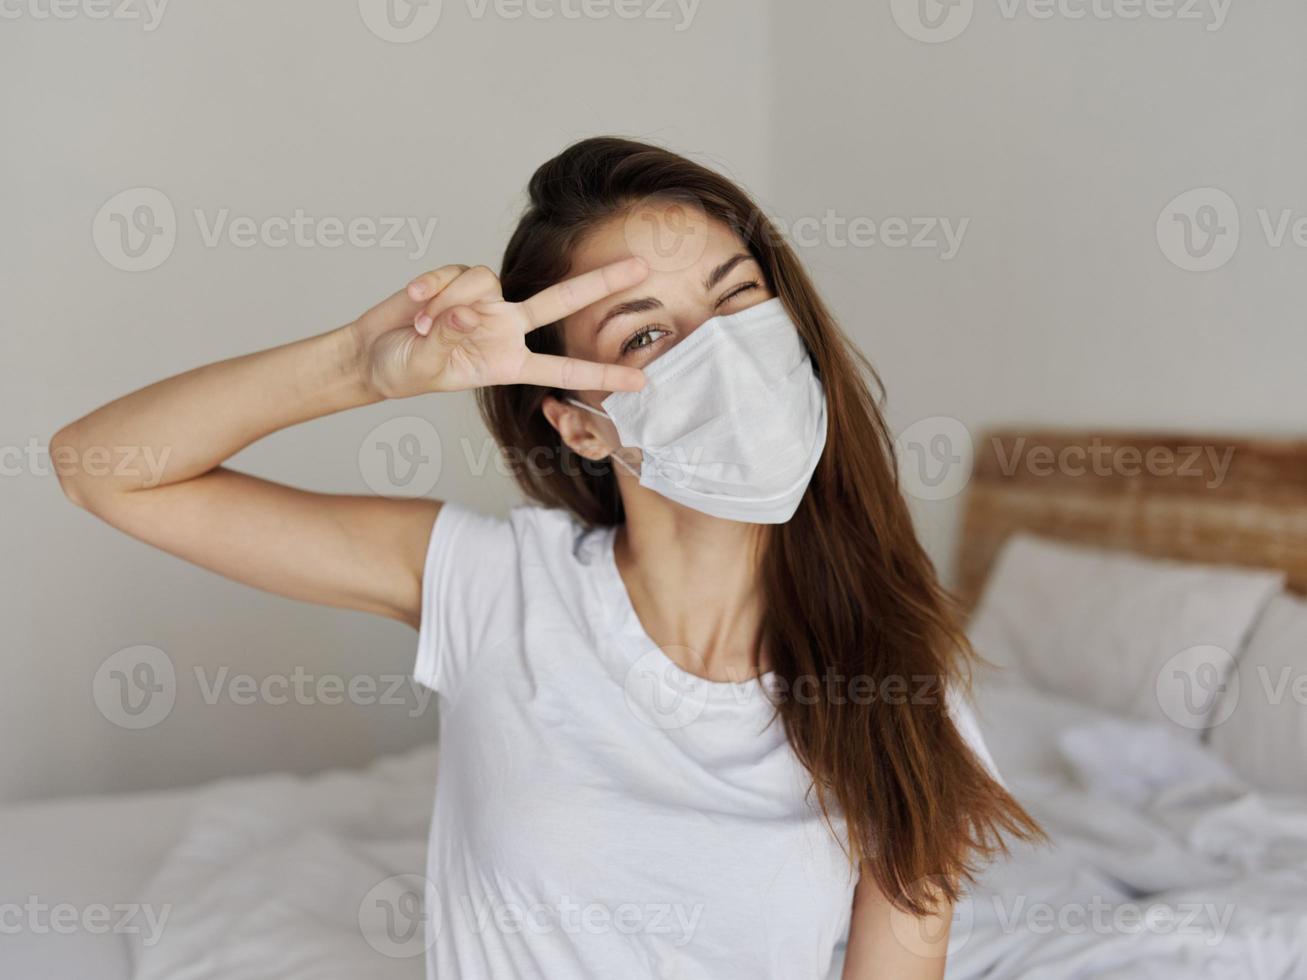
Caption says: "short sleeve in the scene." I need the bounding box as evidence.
[414,502,519,703]
[948,687,1007,791]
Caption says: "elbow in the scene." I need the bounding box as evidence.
[50,424,91,510]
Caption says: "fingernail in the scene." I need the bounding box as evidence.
[408,281,429,301]
[415,313,432,336]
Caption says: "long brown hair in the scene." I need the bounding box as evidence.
[479,136,1042,915]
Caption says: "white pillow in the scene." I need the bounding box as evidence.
[969,678,1114,785]
[966,534,1283,732]
[1209,593,1307,792]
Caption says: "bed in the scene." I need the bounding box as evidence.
[945,430,1307,978]
[0,746,440,980]
[4,429,1305,979]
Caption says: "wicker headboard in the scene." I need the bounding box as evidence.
[954,430,1307,610]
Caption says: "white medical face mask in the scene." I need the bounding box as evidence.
[567,297,827,524]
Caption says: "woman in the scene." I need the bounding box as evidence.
[54,137,1040,979]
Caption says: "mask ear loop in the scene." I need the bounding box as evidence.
[564,398,641,479]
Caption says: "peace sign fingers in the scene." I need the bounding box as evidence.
[516,257,649,332]
[516,352,645,393]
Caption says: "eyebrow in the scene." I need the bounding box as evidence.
[593,252,757,337]
[703,252,753,292]
[593,296,663,336]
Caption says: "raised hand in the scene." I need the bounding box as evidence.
[353,258,649,399]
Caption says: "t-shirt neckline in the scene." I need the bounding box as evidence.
[593,523,781,700]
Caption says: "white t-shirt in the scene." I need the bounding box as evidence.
[413,502,1000,980]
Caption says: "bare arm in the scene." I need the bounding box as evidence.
[52,259,649,628]
[52,324,438,625]
[841,872,952,980]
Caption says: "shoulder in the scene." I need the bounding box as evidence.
[506,502,588,547]
[431,501,607,573]
[505,504,615,583]
[414,502,602,699]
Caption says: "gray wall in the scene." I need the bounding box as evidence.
[770,1,1305,569]
[2,0,773,802]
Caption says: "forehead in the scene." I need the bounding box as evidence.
[565,200,749,297]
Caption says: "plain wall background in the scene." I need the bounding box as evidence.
[3,0,1302,803]
[771,1,1306,565]
[2,0,773,803]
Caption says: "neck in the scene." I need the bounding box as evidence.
[614,491,770,683]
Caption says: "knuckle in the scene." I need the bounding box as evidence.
[414,265,465,298]
[464,265,502,298]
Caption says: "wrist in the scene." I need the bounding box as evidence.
[317,323,385,409]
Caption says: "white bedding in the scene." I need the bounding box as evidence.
[956,680,1307,979]
[13,679,1302,979]
[128,746,439,980]
[0,785,195,980]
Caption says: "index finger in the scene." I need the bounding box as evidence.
[517,257,648,331]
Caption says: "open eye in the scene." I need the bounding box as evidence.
[620,325,670,358]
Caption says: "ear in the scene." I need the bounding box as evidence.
[541,394,617,462]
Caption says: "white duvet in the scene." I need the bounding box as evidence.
[952,682,1307,980]
[131,684,1307,980]
[130,748,439,980]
